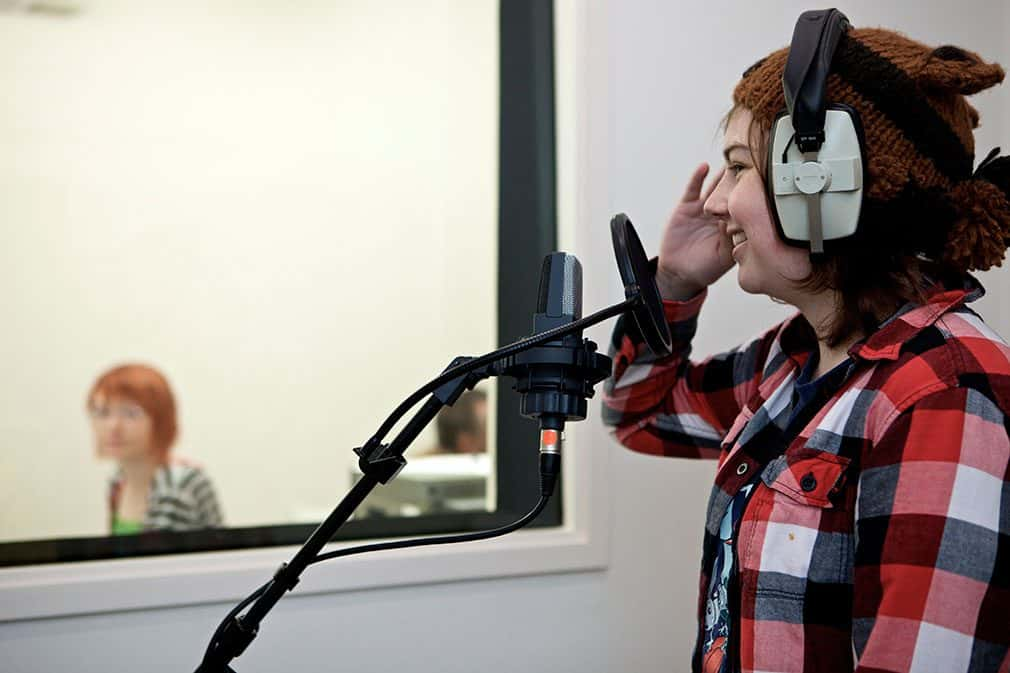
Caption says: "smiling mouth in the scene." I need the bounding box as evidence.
[731,232,748,246]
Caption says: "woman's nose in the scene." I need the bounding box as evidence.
[703,183,729,218]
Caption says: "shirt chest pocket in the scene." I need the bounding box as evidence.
[738,450,855,589]
[761,448,851,508]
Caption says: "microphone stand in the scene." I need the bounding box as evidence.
[195,296,638,673]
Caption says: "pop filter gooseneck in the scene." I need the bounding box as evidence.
[610,213,673,358]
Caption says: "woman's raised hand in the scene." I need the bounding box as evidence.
[655,163,735,300]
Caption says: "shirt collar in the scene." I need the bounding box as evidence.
[776,274,985,365]
[850,274,984,361]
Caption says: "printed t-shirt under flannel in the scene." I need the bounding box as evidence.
[702,351,854,673]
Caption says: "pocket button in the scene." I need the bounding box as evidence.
[800,473,817,492]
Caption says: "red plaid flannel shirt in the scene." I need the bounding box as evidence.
[602,278,1010,673]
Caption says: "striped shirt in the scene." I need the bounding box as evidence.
[602,275,1010,673]
[109,461,223,532]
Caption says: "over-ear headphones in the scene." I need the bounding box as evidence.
[766,9,867,256]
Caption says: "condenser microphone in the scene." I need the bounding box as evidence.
[497,252,610,438]
[523,252,590,432]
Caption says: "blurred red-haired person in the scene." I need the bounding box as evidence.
[87,363,223,535]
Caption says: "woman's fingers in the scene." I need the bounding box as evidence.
[699,165,725,204]
[679,163,710,203]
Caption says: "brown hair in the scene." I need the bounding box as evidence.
[436,389,487,452]
[87,363,178,460]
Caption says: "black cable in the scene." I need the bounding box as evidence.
[309,495,550,565]
[782,132,796,164]
[202,580,271,664]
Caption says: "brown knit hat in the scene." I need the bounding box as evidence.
[733,27,1010,271]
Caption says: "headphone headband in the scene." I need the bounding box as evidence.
[782,9,850,153]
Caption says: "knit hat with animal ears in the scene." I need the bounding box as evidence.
[733,27,1009,271]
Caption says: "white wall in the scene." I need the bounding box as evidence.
[2,2,1007,672]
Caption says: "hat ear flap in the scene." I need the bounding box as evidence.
[917,45,1005,95]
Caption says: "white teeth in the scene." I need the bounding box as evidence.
[731,233,748,246]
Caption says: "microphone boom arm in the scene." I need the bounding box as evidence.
[196,294,640,673]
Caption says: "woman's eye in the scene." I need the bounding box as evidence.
[727,163,746,177]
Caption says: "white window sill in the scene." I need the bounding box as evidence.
[0,525,606,622]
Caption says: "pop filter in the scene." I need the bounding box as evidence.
[610,213,673,358]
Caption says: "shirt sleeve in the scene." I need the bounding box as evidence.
[187,469,224,528]
[852,385,1010,672]
[601,288,782,460]
[147,466,224,530]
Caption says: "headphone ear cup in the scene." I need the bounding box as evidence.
[766,105,867,253]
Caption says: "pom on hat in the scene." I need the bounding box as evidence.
[945,148,1010,270]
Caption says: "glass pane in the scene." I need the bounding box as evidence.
[0,1,502,549]
[356,385,493,519]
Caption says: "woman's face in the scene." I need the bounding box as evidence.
[89,394,155,463]
[704,108,811,301]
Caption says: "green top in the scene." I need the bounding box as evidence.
[111,516,144,535]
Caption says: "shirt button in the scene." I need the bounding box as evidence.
[736,462,749,476]
[800,473,817,492]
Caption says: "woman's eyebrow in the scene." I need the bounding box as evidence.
[722,142,750,161]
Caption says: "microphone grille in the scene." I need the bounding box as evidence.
[563,253,583,320]
[536,252,582,319]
